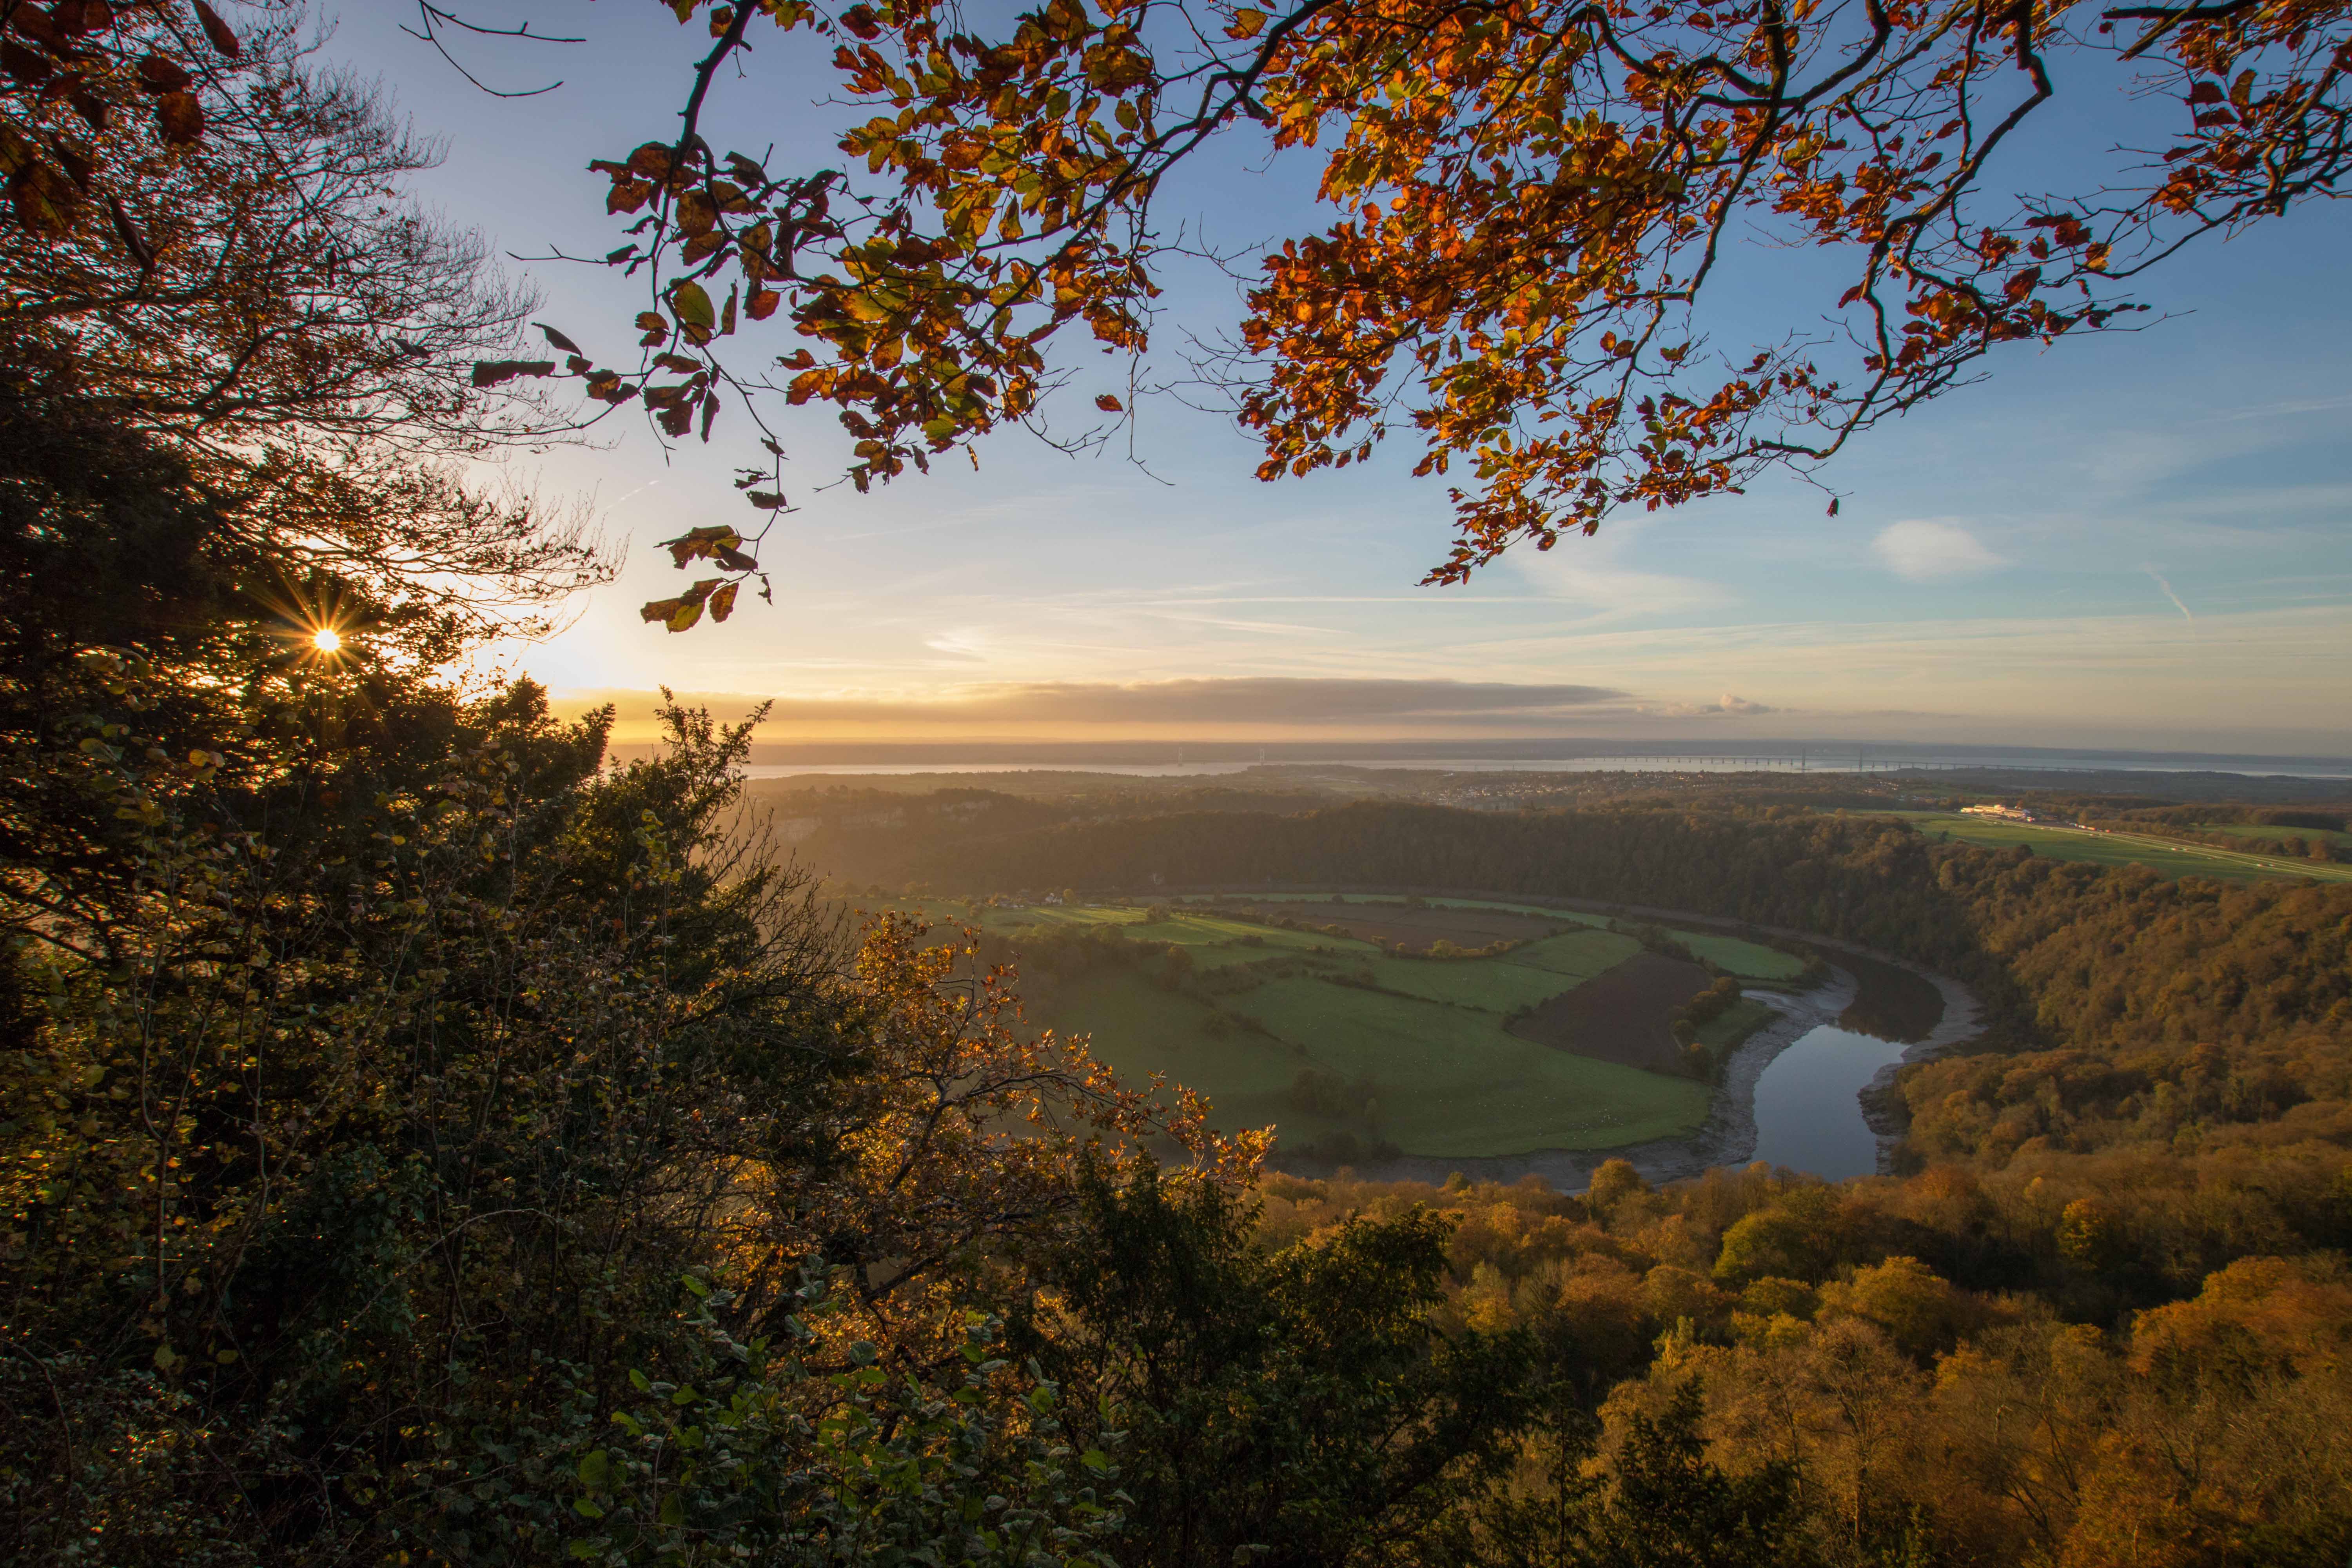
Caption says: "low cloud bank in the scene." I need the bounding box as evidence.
[550,675,1717,740]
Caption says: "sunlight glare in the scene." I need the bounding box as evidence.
[312,628,342,653]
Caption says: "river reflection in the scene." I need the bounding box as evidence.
[1746,1024,1907,1180]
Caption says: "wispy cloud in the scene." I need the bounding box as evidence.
[1871,519,2007,581]
[2142,564,2194,622]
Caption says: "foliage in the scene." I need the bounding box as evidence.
[793,797,2352,1163]
[380,0,2352,614]
[0,640,1239,1559]
[1,2,559,456]
[561,1275,1126,1567]
[1011,1158,1539,1568]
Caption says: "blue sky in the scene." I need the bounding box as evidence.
[325,4,2352,754]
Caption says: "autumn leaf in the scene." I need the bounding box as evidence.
[640,578,723,633]
[1226,7,1267,39]
[136,55,192,93]
[192,0,241,58]
[657,524,742,568]
[470,360,556,388]
[9,160,76,233]
[1094,394,1124,413]
[156,93,203,145]
[537,323,584,356]
[708,582,740,622]
[1,40,53,85]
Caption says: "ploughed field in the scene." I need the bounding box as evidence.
[884,894,1827,1160]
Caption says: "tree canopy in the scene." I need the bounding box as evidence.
[407,0,2352,619]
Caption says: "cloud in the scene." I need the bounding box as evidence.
[1638,693,1778,719]
[2142,564,2194,622]
[1502,526,1734,617]
[558,677,1635,737]
[1871,520,2007,582]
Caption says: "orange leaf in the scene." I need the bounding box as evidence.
[1094,394,1124,413]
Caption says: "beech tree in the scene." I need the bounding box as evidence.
[2,0,562,456]
[398,0,2350,621]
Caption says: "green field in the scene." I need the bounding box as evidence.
[2194,822,2352,848]
[890,898,1718,1158]
[1678,933,1809,982]
[1875,813,2352,883]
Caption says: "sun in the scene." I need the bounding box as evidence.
[311,627,343,653]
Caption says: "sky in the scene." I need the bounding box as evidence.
[321,4,2352,757]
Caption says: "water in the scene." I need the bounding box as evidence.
[732,751,2352,781]
[740,762,1265,779]
[1745,1025,1907,1180]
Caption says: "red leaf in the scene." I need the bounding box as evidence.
[192,0,240,57]
[136,54,192,93]
[1094,394,1124,413]
[0,41,54,84]
[154,92,203,146]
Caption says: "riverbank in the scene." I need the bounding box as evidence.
[1240,884,1991,1190]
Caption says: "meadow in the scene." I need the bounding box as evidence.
[883,895,1764,1158]
[1874,812,2352,882]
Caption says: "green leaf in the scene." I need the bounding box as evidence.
[578,1448,610,1490]
[658,1491,686,1527]
[669,282,716,332]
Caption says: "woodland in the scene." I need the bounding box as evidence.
[5,0,2352,1565]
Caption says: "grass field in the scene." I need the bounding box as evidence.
[1679,933,1809,982]
[1874,813,2352,883]
[883,897,1721,1157]
[2193,822,2352,848]
[1221,976,1710,1155]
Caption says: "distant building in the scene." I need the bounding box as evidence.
[1961,803,2046,823]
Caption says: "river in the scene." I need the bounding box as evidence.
[1745,1025,1911,1181]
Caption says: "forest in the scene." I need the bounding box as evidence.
[6,1,2352,1564]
